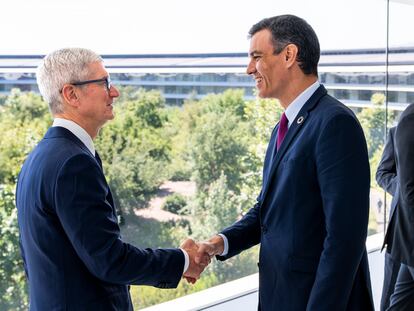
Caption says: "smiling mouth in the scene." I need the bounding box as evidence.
[254,77,263,84]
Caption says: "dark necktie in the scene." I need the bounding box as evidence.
[276,112,288,150]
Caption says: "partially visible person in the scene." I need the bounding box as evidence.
[195,15,373,311]
[376,126,398,195]
[376,126,401,311]
[385,103,414,310]
[16,48,207,311]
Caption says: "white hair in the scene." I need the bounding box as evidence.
[36,48,102,114]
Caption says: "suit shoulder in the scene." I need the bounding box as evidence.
[319,94,355,115]
[399,103,414,120]
[41,135,90,158]
[24,136,94,176]
[396,105,414,141]
[314,94,359,128]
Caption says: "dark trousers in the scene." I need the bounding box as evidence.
[381,252,400,311]
[387,264,414,310]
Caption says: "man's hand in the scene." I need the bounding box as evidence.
[195,235,225,265]
[180,238,210,284]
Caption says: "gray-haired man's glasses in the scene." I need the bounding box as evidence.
[71,76,112,91]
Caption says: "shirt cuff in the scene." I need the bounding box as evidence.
[180,248,190,274]
[218,233,229,256]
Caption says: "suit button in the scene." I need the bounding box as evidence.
[262,226,267,234]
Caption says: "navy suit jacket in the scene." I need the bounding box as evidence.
[376,127,401,254]
[376,127,397,197]
[16,127,184,311]
[218,85,374,310]
[385,103,414,267]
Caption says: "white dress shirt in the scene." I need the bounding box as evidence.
[284,81,320,128]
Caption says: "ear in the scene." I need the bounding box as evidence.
[284,44,298,68]
[61,84,81,108]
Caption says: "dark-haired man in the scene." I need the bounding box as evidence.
[196,15,374,310]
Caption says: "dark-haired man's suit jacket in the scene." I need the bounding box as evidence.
[218,85,374,310]
[16,127,184,311]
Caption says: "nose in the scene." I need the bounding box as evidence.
[246,58,256,75]
[109,85,120,98]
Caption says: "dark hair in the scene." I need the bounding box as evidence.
[249,14,320,76]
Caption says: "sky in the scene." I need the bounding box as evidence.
[1,0,413,55]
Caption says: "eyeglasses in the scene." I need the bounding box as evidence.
[71,76,112,92]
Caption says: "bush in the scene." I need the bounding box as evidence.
[130,273,219,308]
[95,89,171,214]
[0,185,28,310]
[162,194,187,215]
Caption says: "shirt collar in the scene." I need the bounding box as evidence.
[284,81,320,127]
[52,118,95,156]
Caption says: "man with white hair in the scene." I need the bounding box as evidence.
[16,48,206,310]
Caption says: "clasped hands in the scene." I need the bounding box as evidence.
[180,235,224,284]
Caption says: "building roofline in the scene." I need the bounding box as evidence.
[1,47,414,59]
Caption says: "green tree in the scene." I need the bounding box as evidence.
[191,174,240,238]
[130,273,218,309]
[95,89,171,214]
[0,182,28,310]
[2,89,50,124]
[241,96,283,210]
[0,91,50,185]
[162,193,188,215]
[0,91,49,309]
[163,106,193,181]
[189,174,259,283]
[164,89,250,182]
[357,93,396,158]
[190,110,250,194]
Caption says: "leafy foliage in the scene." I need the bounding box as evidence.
[0,185,28,311]
[0,91,48,310]
[190,110,250,194]
[357,93,396,158]
[130,273,219,308]
[162,193,188,215]
[189,174,259,283]
[95,89,171,213]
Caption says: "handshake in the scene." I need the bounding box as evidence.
[180,235,225,284]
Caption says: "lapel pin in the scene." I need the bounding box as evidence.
[297,116,305,124]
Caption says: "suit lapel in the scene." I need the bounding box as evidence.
[260,85,328,203]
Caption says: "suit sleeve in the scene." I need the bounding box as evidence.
[307,114,370,310]
[54,154,184,288]
[216,199,261,260]
[395,113,414,214]
[376,128,397,195]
